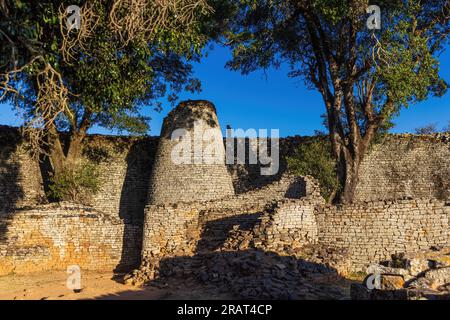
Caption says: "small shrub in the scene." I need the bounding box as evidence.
[286,138,339,202]
[48,162,100,204]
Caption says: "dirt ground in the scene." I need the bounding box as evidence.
[0,271,234,300]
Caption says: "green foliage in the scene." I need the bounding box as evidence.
[223,0,449,202]
[1,1,212,136]
[286,138,339,202]
[224,0,449,134]
[48,162,100,204]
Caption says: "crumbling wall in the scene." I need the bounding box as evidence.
[315,199,449,271]
[251,199,320,251]
[0,203,142,276]
[216,198,449,273]
[139,194,449,276]
[140,174,312,259]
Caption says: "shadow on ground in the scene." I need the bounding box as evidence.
[104,249,354,300]
[106,213,355,300]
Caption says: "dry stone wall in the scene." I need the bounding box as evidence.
[0,126,159,222]
[0,203,142,276]
[200,197,449,274]
[139,191,449,277]
[139,195,448,273]
[354,134,450,202]
[1,123,449,277]
[141,203,201,260]
[1,126,449,218]
[315,199,449,271]
[0,126,45,212]
[83,135,158,222]
[147,100,235,205]
[140,174,313,259]
[251,199,320,251]
[229,134,450,202]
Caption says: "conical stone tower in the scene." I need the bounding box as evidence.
[147,100,235,204]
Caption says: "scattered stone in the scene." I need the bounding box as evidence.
[352,246,450,300]
[380,275,405,290]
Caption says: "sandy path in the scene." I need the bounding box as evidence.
[0,271,231,300]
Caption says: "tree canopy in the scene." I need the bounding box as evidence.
[1,0,449,204]
[0,0,214,173]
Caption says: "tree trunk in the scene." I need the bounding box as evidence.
[47,126,65,176]
[48,129,86,176]
[337,137,373,204]
[341,152,360,204]
[65,132,85,169]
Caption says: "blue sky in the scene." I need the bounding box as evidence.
[1,44,449,137]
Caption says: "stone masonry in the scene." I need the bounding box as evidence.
[140,174,315,261]
[147,100,235,205]
[0,106,448,280]
[0,202,142,276]
[1,128,449,219]
[354,133,450,202]
[315,199,449,271]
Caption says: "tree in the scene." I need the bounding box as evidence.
[0,0,212,175]
[286,136,339,202]
[415,123,438,134]
[224,0,450,203]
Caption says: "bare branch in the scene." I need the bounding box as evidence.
[59,3,100,62]
[1,56,73,160]
[108,0,213,45]
[2,0,213,160]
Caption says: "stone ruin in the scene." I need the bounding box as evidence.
[0,99,449,299]
[124,100,349,299]
[122,100,449,300]
[351,246,450,300]
[147,100,235,204]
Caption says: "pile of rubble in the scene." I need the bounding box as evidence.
[125,249,351,299]
[125,214,354,299]
[223,222,352,275]
[190,250,350,300]
[351,246,450,300]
